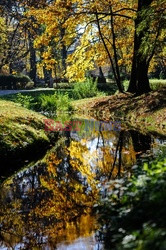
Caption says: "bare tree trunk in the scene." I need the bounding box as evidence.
[128,0,153,95]
[60,28,67,73]
[95,12,123,92]
[28,33,37,87]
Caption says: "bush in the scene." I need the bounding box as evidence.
[15,93,34,109]
[96,156,166,249]
[73,77,99,99]
[38,92,72,112]
[0,74,16,89]
[53,82,73,89]
[123,80,129,91]
[0,74,34,90]
[24,81,34,89]
[38,94,57,112]
[98,81,118,93]
[55,92,73,112]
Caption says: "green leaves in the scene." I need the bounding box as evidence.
[16,93,35,109]
[143,158,166,175]
[73,77,99,99]
[39,92,73,112]
[96,155,166,249]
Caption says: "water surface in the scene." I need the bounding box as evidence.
[0,118,165,249]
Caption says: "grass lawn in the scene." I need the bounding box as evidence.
[0,100,57,163]
[123,79,166,91]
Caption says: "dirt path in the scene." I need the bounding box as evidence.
[0,88,54,96]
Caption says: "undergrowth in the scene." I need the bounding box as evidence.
[95,154,166,250]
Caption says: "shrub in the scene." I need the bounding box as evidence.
[96,156,166,249]
[0,74,34,89]
[53,82,73,89]
[38,94,57,112]
[73,77,98,99]
[123,80,129,91]
[15,93,35,109]
[97,81,118,93]
[24,81,34,89]
[55,92,73,112]
[15,74,34,89]
[0,74,16,89]
[38,92,72,112]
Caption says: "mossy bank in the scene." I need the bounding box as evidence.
[0,100,58,164]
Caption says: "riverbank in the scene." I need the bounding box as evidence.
[0,100,58,164]
[72,88,166,136]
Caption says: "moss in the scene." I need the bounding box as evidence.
[0,100,58,163]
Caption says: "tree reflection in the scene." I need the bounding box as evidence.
[0,140,98,248]
[109,131,124,180]
[129,130,151,155]
[0,124,154,249]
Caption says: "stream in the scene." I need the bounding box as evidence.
[0,118,165,249]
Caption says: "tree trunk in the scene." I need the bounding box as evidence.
[137,59,151,94]
[127,31,137,93]
[61,43,67,72]
[128,0,153,95]
[29,33,37,87]
[9,62,13,74]
[60,28,67,73]
[95,12,123,92]
[128,34,151,94]
[43,68,53,87]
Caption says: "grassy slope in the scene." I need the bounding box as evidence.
[0,100,56,161]
[72,88,166,135]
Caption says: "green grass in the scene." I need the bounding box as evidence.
[71,96,106,111]
[72,78,104,99]
[0,81,105,113]
[0,100,56,162]
[123,79,166,91]
[149,79,166,90]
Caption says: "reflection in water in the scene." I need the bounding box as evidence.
[56,235,103,250]
[130,130,151,154]
[0,118,165,249]
[108,131,124,180]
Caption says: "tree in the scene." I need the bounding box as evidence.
[65,0,135,91]
[0,1,30,73]
[26,0,165,94]
[0,17,7,72]
[0,0,47,80]
[28,0,74,81]
[128,0,166,94]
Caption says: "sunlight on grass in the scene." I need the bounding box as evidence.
[0,100,52,160]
